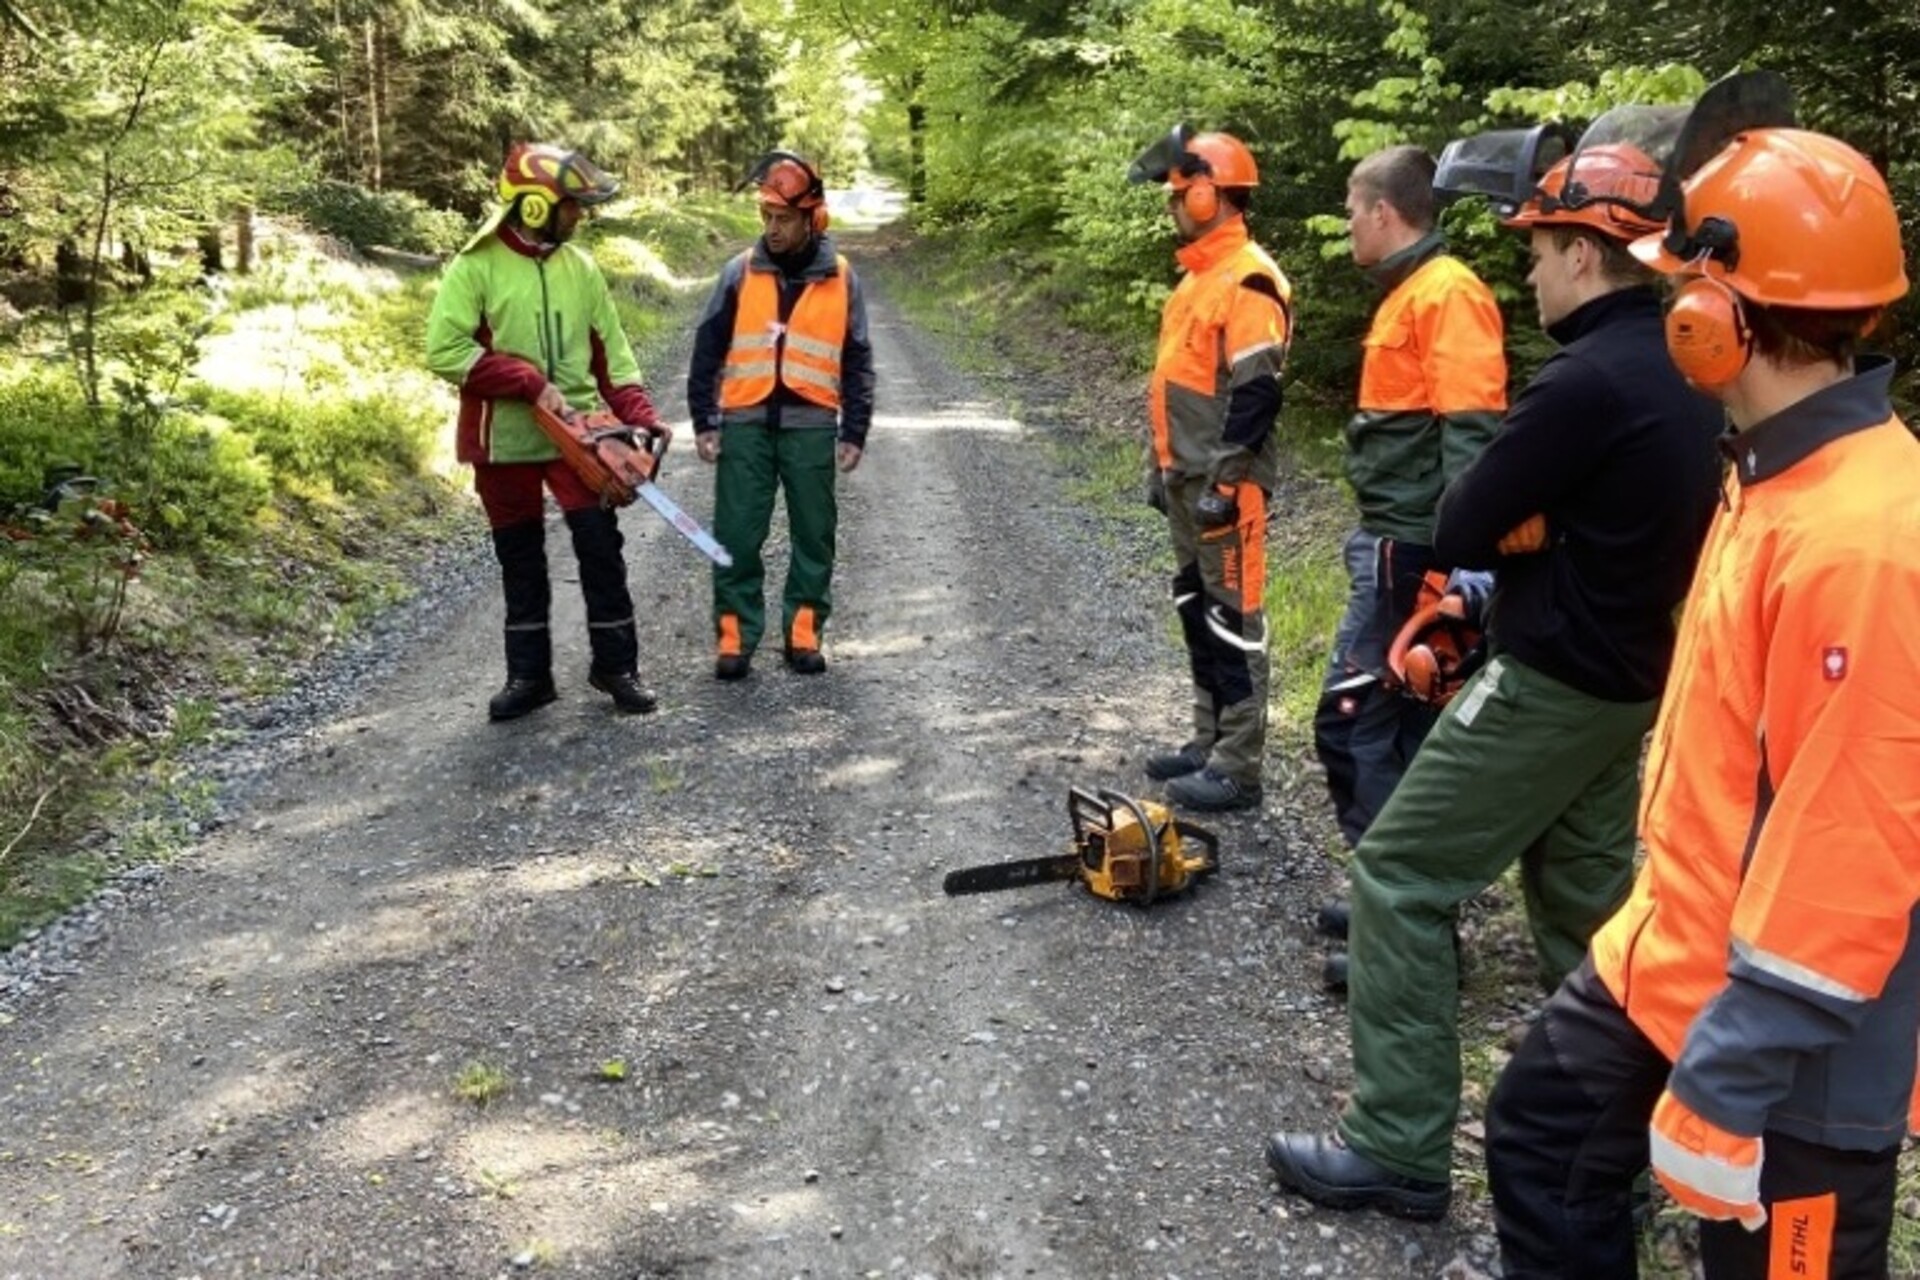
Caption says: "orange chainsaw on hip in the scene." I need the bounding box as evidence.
[530,402,732,566]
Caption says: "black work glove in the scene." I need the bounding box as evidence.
[1194,482,1238,529]
[1145,470,1169,514]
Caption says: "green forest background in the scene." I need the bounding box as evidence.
[2,0,1917,929]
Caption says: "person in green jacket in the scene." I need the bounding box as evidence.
[425,143,669,721]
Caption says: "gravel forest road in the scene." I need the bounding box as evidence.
[0,265,1498,1279]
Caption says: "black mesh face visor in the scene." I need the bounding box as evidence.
[1434,124,1574,215]
[1129,124,1199,185]
[557,151,619,207]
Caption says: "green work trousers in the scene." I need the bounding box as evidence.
[712,423,838,653]
[1336,652,1656,1183]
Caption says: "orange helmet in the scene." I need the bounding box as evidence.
[1631,128,1909,309]
[1502,142,1664,241]
[748,150,824,210]
[1128,124,1259,190]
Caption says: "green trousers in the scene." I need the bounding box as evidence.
[1336,652,1656,1183]
[711,424,838,653]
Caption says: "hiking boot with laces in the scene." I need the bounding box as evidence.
[590,668,658,714]
[1143,744,1208,781]
[1164,766,1262,813]
[489,675,557,722]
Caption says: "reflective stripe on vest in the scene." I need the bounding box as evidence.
[720,254,849,412]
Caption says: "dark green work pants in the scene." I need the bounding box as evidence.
[1336,652,1655,1183]
[711,423,837,654]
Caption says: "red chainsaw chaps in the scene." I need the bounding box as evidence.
[529,403,658,507]
[1386,569,1484,707]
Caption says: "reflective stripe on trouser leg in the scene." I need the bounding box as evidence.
[564,506,638,675]
[1187,478,1268,785]
[712,422,779,654]
[777,427,838,646]
[491,519,551,678]
[1170,560,1219,750]
[1338,656,1658,1184]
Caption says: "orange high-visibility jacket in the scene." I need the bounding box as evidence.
[1148,219,1292,490]
[720,250,849,412]
[1346,238,1507,545]
[1591,358,1920,1150]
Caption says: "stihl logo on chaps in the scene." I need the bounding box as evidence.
[1769,1193,1835,1279]
[1823,646,1848,681]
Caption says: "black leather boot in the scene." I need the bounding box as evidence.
[489,521,555,721]
[566,507,650,711]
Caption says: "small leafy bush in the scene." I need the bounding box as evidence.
[200,387,439,499]
[279,180,469,256]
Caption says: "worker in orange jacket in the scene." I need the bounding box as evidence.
[1128,124,1294,813]
[1485,101,1920,1278]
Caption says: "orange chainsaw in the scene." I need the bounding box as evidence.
[943,787,1218,905]
[530,402,732,566]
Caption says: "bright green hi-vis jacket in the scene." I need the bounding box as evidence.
[424,228,651,464]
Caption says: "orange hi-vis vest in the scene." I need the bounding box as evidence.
[1592,361,1920,1149]
[719,252,849,412]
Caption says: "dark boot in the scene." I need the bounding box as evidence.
[490,521,554,722]
[783,646,827,674]
[566,507,644,701]
[784,604,826,673]
[1322,951,1349,993]
[715,613,750,681]
[1265,1131,1450,1221]
[1165,766,1262,812]
[1316,899,1351,940]
[589,668,657,714]
[1144,744,1208,781]
[489,675,556,721]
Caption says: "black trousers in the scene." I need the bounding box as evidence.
[1486,960,1899,1279]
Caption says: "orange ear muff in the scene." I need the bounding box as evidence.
[518,192,552,231]
[812,203,829,235]
[1183,178,1218,223]
[1665,274,1751,391]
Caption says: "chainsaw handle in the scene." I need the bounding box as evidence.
[1099,788,1163,907]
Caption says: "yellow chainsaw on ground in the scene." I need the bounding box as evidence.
[942,787,1219,905]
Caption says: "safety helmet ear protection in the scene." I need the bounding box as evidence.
[748,150,829,234]
[1664,272,1753,390]
[1128,125,1257,223]
[497,143,619,232]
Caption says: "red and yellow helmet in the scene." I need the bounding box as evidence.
[1632,128,1908,310]
[497,144,619,222]
[1502,142,1664,242]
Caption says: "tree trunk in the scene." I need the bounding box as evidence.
[907,97,927,207]
[364,16,382,190]
[234,204,254,274]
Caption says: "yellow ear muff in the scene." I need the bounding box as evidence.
[1183,177,1218,223]
[1665,274,1751,391]
[519,192,552,231]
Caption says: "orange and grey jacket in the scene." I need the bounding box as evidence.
[1348,233,1507,545]
[687,236,875,446]
[1591,357,1920,1151]
[1148,218,1292,490]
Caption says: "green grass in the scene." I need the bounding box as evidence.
[453,1060,511,1108]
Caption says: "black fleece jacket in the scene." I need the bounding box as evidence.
[1434,286,1722,702]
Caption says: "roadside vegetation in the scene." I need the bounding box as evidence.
[0,195,755,949]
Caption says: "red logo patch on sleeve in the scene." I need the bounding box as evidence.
[1823,646,1848,681]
